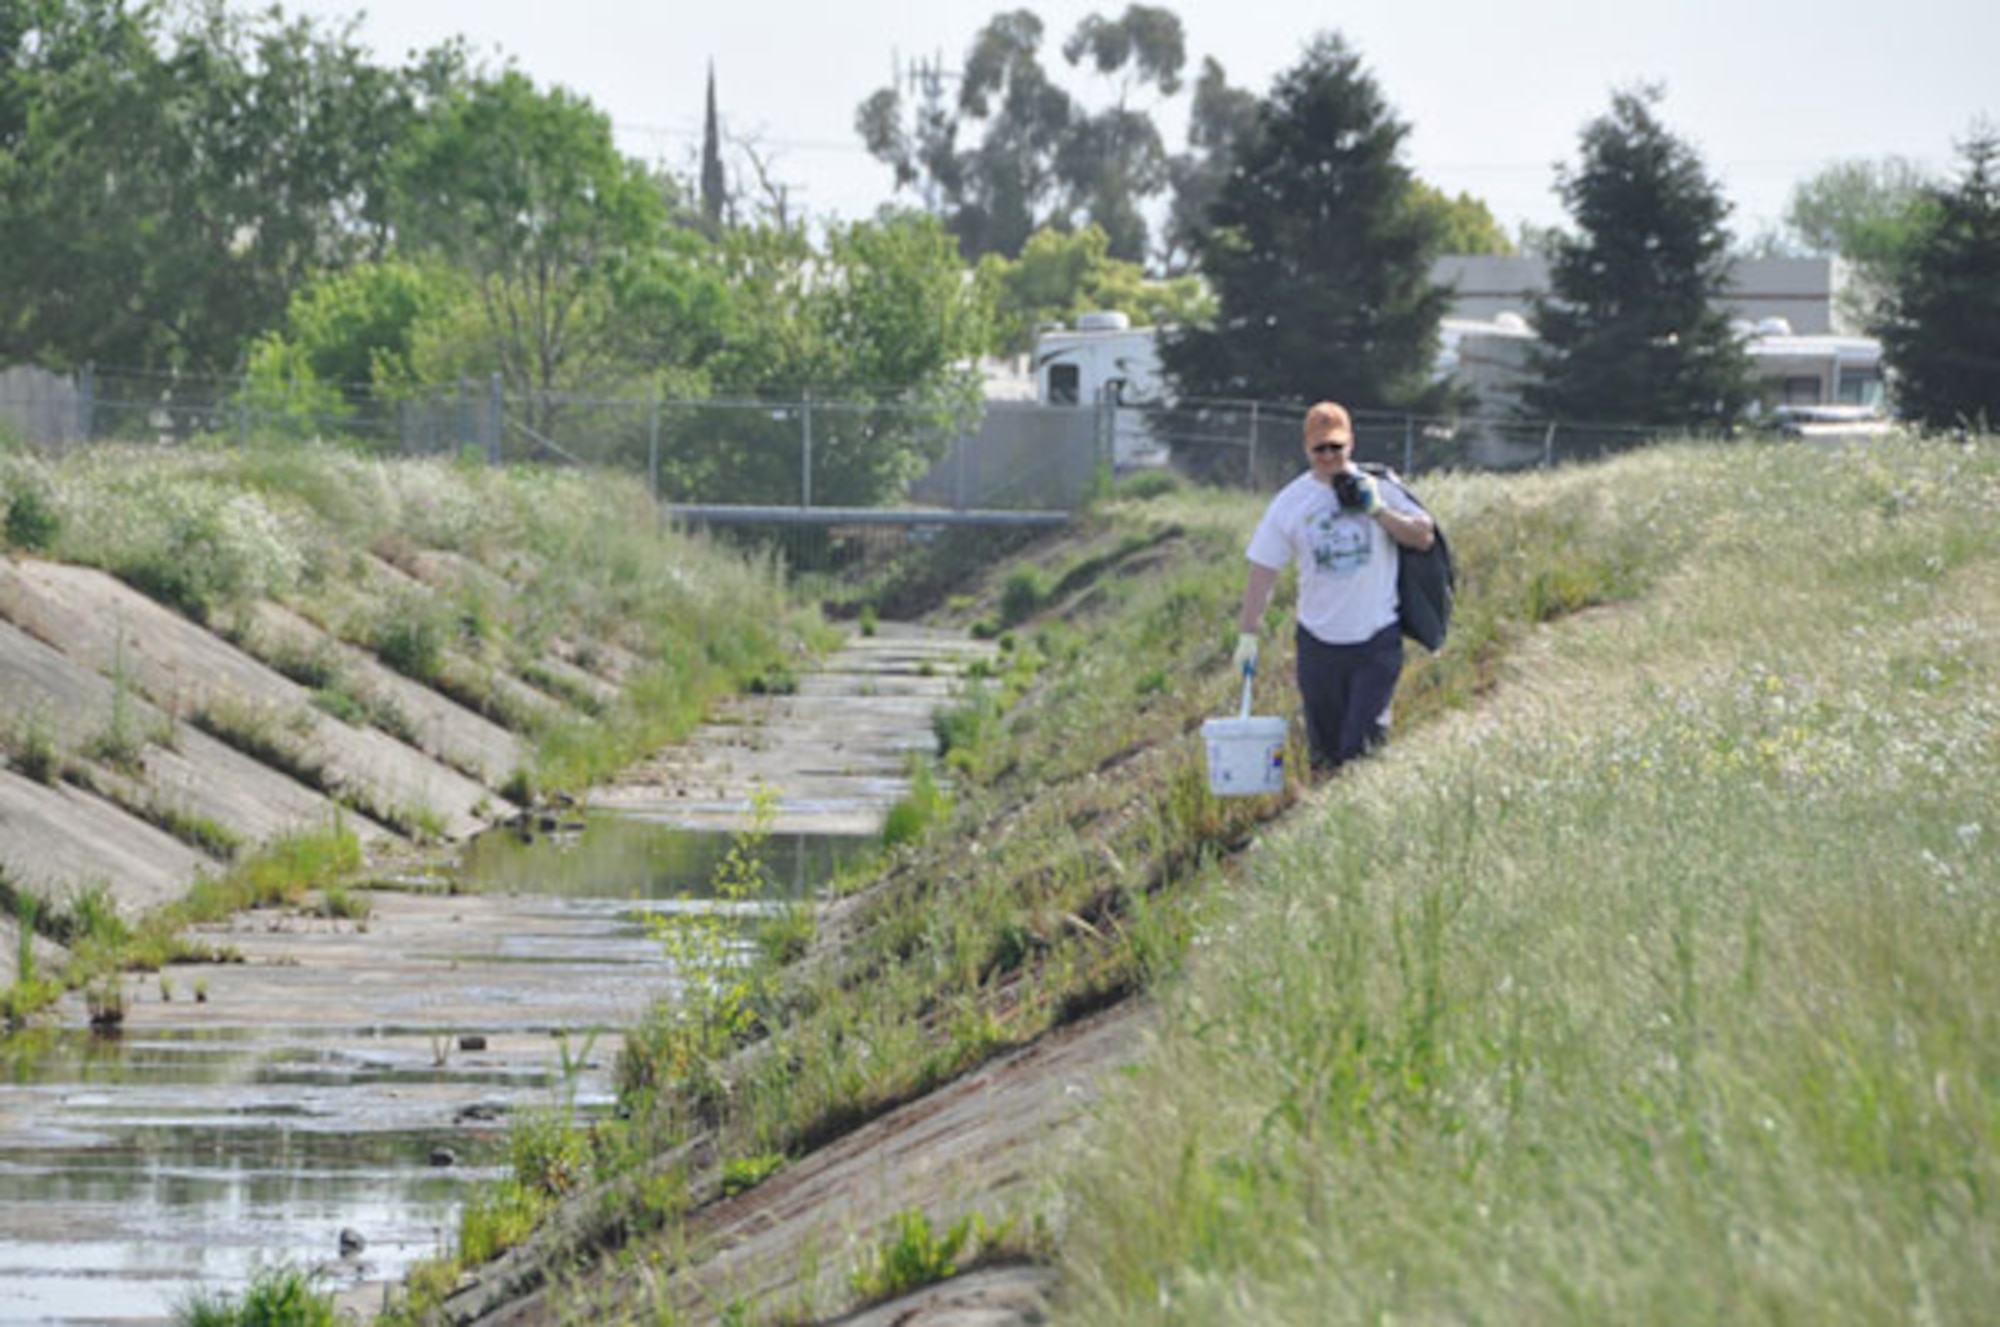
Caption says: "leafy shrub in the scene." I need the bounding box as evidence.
[457,1179,547,1265]
[881,758,952,848]
[371,606,445,682]
[932,684,998,764]
[6,711,61,783]
[1117,469,1180,500]
[720,1152,787,1197]
[4,489,60,551]
[508,1106,593,1198]
[998,566,1047,627]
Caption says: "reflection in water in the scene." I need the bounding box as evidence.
[457,812,875,901]
[0,815,867,1322]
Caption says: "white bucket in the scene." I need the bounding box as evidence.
[1202,674,1286,796]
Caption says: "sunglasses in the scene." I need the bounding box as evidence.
[1309,442,1349,456]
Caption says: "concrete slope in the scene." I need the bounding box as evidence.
[245,601,526,786]
[0,768,210,923]
[594,624,994,835]
[0,617,383,850]
[0,559,501,839]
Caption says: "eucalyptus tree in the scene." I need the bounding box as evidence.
[855,5,1188,264]
[1158,55,1259,275]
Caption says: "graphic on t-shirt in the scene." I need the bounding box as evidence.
[1308,511,1371,578]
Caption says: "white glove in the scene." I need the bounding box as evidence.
[1231,631,1260,676]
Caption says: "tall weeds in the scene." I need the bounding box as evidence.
[1055,438,2000,1325]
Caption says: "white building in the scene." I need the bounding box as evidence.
[1432,254,1862,336]
[1434,254,1887,420]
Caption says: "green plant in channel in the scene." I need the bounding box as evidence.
[847,1208,1008,1305]
[176,1264,338,1326]
[619,785,781,1116]
[881,755,952,849]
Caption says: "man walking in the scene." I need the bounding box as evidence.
[1231,401,1435,775]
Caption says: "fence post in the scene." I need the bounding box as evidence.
[801,392,813,508]
[647,392,661,505]
[78,363,96,449]
[953,414,969,511]
[1542,420,1557,468]
[486,374,504,466]
[1246,401,1259,488]
[1404,415,1415,472]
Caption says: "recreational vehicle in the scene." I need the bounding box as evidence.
[1033,312,1170,469]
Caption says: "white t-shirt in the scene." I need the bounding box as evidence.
[1246,469,1419,645]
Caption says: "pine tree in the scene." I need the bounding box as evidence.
[1875,128,2000,430]
[1525,86,1751,430]
[1158,33,1450,411]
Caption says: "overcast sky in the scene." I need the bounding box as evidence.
[283,0,1996,244]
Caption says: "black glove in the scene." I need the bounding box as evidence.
[1332,470,1361,510]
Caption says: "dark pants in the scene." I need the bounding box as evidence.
[1295,622,1404,773]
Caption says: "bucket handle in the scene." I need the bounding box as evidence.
[1238,666,1254,719]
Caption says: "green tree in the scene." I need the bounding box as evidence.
[1525,86,1751,430]
[1056,6,1184,261]
[1785,157,1936,268]
[658,212,993,505]
[975,225,1210,354]
[0,1,427,372]
[261,259,462,392]
[390,70,669,432]
[1874,129,2000,430]
[1782,156,1938,324]
[236,258,465,441]
[1159,33,1452,412]
[856,6,1187,264]
[1412,182,1515,255]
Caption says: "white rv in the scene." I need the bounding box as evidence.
[1033,312,1170,469]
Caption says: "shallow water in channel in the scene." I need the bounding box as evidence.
[0,817,873,1323]
[0,623,982,1322]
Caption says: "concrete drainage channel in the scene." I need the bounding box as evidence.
[0,624,990,1322]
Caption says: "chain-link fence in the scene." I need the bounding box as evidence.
[1133,399,1666,487]
[3,364,1679,511]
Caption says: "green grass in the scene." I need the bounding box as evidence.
[847,1208,1009,1306]
[36,432,1970,1327]
[4,440,821,801]
[1052,438,2000,1325]
[177,1265,337,1326]
[493,436,2000,1326]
